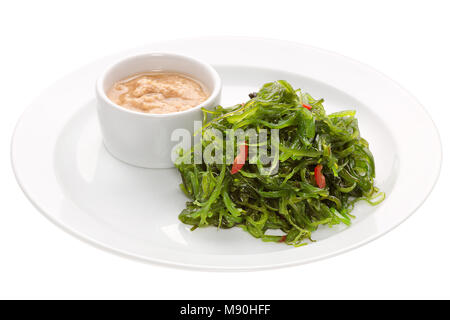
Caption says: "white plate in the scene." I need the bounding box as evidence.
[11,37,441,270]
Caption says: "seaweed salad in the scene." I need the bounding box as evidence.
[175,80,384,246]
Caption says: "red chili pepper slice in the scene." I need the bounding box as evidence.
[279,235,286,243]
[302,104,312,110]
[230,144,248,175]
[314,164,326,188]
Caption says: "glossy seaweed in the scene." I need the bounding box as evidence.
[175,81,384,246]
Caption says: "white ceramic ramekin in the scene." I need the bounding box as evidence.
[96,53,222,168]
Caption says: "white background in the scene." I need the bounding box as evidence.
[1,0,448,299]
